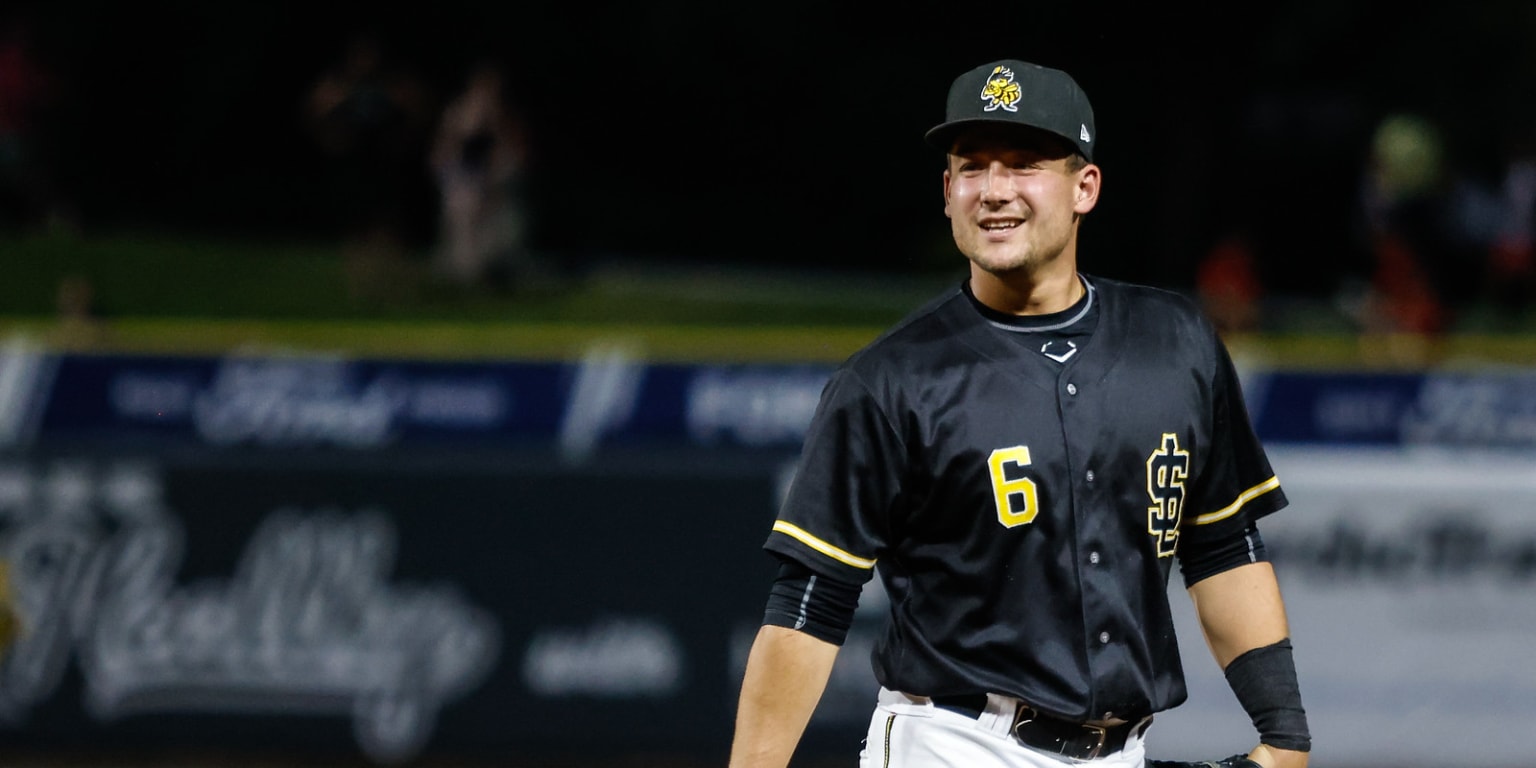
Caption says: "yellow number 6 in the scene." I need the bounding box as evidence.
[988,446,1038,528]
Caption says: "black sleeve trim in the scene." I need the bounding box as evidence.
[761,559,861,646]
[1179,523,1268,588]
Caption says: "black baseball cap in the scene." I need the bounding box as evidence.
[924,59,1096,161]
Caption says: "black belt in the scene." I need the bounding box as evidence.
[930,694,1148,761]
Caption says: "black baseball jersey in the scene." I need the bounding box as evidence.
[762,275,1287,724]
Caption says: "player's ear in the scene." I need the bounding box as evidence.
[1073,162,1100,214]
[942,168,955,218]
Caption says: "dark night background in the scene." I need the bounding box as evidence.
[2,7,1536,767]
[7,1,1536,302]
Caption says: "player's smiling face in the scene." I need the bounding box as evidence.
[942,126,1099,277]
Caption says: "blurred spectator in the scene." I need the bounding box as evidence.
[1427,113,1536,329]
[427,57,532,291]
[0,12,68,233]
[1481,137,1536,322]
[0,557,17,662]
[51,273,106,349]
[305,30,435,304]
[1348,112,1456,334]
[1195,230,1264,335]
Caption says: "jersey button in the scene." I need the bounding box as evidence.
[1066,383,1078,395]
[1085,469,1095,482]
[1099,631,1110,644]
[1089,551,1100,564]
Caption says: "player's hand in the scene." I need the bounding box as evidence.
[1246,743,1308,768]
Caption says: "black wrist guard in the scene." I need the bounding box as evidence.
[1224,637,1311,752]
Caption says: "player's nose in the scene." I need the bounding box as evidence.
[980,163,1016,202]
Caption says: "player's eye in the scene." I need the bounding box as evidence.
[1009,153,1047,170]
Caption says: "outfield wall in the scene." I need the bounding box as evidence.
[0,341,1532,767]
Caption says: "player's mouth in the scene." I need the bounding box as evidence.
[978,218,1023,232]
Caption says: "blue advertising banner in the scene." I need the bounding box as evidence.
[7,349,1536,452]
[8,350,836,454]
[1246,369,1536,448]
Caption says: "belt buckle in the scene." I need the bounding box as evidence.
[1010,703,1036,737]
[1011,705,1108,761]
[1080,723,1108,760]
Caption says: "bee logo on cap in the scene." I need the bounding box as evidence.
[979,65,1021,113]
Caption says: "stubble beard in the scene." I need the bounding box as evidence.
[967,242,1059,279]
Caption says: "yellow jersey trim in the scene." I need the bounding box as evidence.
[771,521,877,570]
[1193,476,1281,525]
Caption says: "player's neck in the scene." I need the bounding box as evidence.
[969,265,1084,316]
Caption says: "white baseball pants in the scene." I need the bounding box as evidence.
[858,687,1148,768]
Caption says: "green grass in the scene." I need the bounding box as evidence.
[5,231,349,318]
[5,230,1536,367]
[1,230,948,324]
[0,230,947,361]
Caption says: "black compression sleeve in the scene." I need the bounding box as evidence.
[1178,523,1268,588]
[761,559,861,646]
[1225,638,1311,752]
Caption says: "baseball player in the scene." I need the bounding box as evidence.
[728,59,1311,768]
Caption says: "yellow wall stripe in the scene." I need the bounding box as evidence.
[771,521,877,570]
[1193,476,1282,525]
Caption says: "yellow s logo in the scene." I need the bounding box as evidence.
[1146,433,1190,557]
